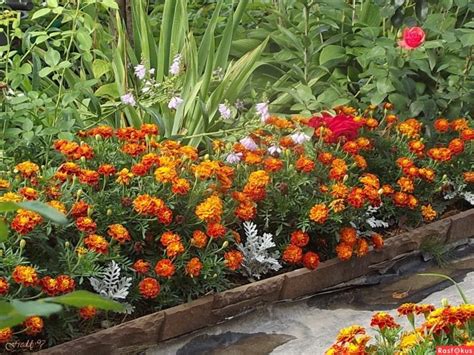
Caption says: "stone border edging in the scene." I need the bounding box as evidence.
[39,209,474,354]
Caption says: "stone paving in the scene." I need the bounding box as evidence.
[146,252,473,355]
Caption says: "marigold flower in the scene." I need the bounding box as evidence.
[18,187,38,200]
[40,276,58,296]
[154,166,177,183]
[290,230,310,247]
[12,265,38,287]
[340,227,357,247]
[121,142,146,157]
[336,243,353,261]
[76,216,97,234]
[116,168,134,185]
[415,304,435,315]
[460,128,474,141]
[263,157,284,172]
[58,161,80,175]
[171,178,191,195]
[166,241,185,258]
[79,306,97,320]
[434,118,450,132]
[11,209,43,235]
[360,173,380,189]
[154,259,176,278]
[347,187,365,208]
[46,200,66,215]
[397,177,415,193]
[195,195,223,224]
[107,224,131,244]
[371,233,384,250]
[335,325,366,343]
[282,244,303,264]
[84,234,109,254]
[309,203,329,224]
[97,164,116,176]
[448,138,464,155]
[78,169,100,186]
[370,312,399,330]
[451,118,469,132]
[186,257,203,278]
[207,223,226,239]
[427,147,452,162]
[235,200,257,221]
[303,251,320,270]
[141,123,159,136]
[408,140,425,155]
[329,159,347,180]
[15,161,39,178]
[131,163,149,176]
[354,155,367,169]
[191,230,208,248]
[56,275,75,294]
[355,238,369,257]
[0,179,10,189]
[133,194,165,215]
[160,231,180,247]
[331,183,349,199]
[421,204,437,221]
[419,168,435,182]
[397,303,417,315]
[295,155,315,173]
[0,277,9,295]
[0,192,23,203]
[0,328,13,344]
[224,250,244,270]
[24,316,44,335]
[318,152,334,165]
[133,259,150,274]
[329,198,346,212]
[463,172,474,183]
[139,277,160,299]
[398,118,422,138]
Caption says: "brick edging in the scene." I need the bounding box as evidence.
[38,209,474,354]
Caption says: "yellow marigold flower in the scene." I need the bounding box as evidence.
[47,200,67,215]
[421,204,437,221]
[12,265,38,287]
[0,192,23,202]
[309,203,329,224]
[116,168,134,185]
[195,195,223,224]
[15,161,39,178]
[0,179,10,189]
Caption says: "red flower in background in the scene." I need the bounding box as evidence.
[307,112,362,143]
[398,27,425,50]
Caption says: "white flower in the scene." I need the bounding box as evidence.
[239,136,258,151]
[225,152,243,164]
[290,132,311,144]
[256,102,270,122]
[268,145,282,156]
[169,54,182,76]
[134,64,146,80]
[168,96,183,109]
[149,68,156,75]
[121,93,136,106]
[219,103,232,120]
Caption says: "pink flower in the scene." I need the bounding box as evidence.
[398,27,425,50]
[307,112,362,143]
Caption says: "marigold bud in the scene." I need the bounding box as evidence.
[19,239,26,249]
[87,207,93,217]
[65,242,70,248]
[106,209,112,216]
[76,189,83,198]
[441,298,449,307]
[222,241,229,248]
[80,156,86,163]
[95,134,101,141]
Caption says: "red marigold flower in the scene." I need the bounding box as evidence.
[448,138,464,155]
[335,325,366,344]
[70,200,90,218]
[12,265,38,287]
[133,194,165,215]
[206,223,226,239]
[0,277,9,295]
[133,259,150,274]
[56,275,75,294]
[263,157,284,172]
[131,163,149,177]
[0,328,13,344]
[282,244,303,264]
[107,224,131,244]
[186,257,203,278]
[303,252,320,270]
[340,227,357,247]
[141,123,159,136]
[398,27,425,50]
[309,203,329,224]
[347,187,365,208]
[76,217,97,234]
[78,169,100,186]
[318,152,334,165]
[434,118,450,132]
[121,142,146,157]
[329,158,347,181]
[235,200,257,221]
[11,209,43,234]
[79,306,97,320]
[397,303,417,315]
[160,231,180,247]
[460,128,474,141]
[154,259,176,278]
[224,250,244,270]
[139,277,160,299]
[41,276,58,296]
[290,230,310,247]
[371,233,384,250]
[18,187,38,200]
[370,312,399,330]
[191,230,208,248]
[84,234,109,254]
[116,168,134,185]
[415,304,435,315]
[354,154,367,169]
[336,243,353,261]
[97,164,116,176]
[24,316,44,335]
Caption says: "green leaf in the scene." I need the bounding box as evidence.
[44,48,61,67]
[32,8,51,20]
[92,59,110,78]
[0,201,19,212]
[11,300,63,317]
[0,220,8,242]
[101,0,119,9]
[17,201,68,225]
[415,0,429,21]
[47,0,58,8]
[319,45,346,66]
[0,301,27,329]
[47,291,125,312]
[95,83,119,98]
[76,29,92,51]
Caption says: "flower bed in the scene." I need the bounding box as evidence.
[0,105,473,348]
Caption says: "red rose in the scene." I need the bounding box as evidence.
[307,112,362,143]
[398,27,425,50]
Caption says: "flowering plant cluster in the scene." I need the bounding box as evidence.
[326,301,474,354]
[0,103,472,345]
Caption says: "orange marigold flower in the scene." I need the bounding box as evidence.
[47,200,67,215]
[97,164,116,176]
[396,157,414,169]
[382,184,394,195]
[415,304,435,315]
[40,276,58,296]
[355,238,369,257]
[263,157,284,172]
[397,303,417,315]
[191,230,208,248]
[371,233,384,250]
[84,234,109,254]
[282,244,303,264]
[11,209,43,234]
[303,251,320,270]
[398,118,422,138]
[160,231,180,247]
[156,206,173,225]
[342,141,360,155]
[131,163,149,176]
[356,137,372,150]
[448,138,464,155]
[463,172,474,183]
[224,250,244,270]
[0,277,9,295]
[329,199,346,213]
[427,147,452,162]
[18,187,38,200]
[340,227,357,247]
[335,325,366,344]
[15,161,40,178]
[79,306,97,320]
[171,178,191,195]
[116,168,134,185]
[370,312,399,330]
[336,243,353,261]
[78,169,100,186]
[133,259,150,274]
[24,316,44,335]
[0,179,10,189]
[193,161,220,180]
[365,117,378,129]
[434,118,450,132]
[56,275,75,294]
[12,265,38,287]
[318,152,334,165]
[347,187,365,208]
[331,183,349,199]
[421,204,437,221]
[71,200,89,218]
[0,328,13,344]
[309,203,329,224]
[329,159,347,181]
[386,114,398,125]
[139,277,160,299]
[180,146,198,161]
[141,123,159,136]
[397,177,415,193]
[235,200,257,221]
[154,259,176,278]
[360,173,380,189]
[207,223,226,239]
[76,217,97,234]
[133,194,165,215]
[408,140,425,155]
[290,230,310,247]
[460,128,474,141]
[166,241,185,258]
[186,257,203,278]
[0,192,23,203]
[393,192,409,207]
[121,142,146,157]
[419,168,435,182]
[295,155,315,173]
[107,224,131,244]
[451,118,469,131]
[195,195,223,224]
[407,194,418,209]
[154,166,177,183]
[354,155,367,169]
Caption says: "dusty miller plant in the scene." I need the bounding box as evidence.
[443,182,474,206]
[237,221,281,281]
[89,261,134,314]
